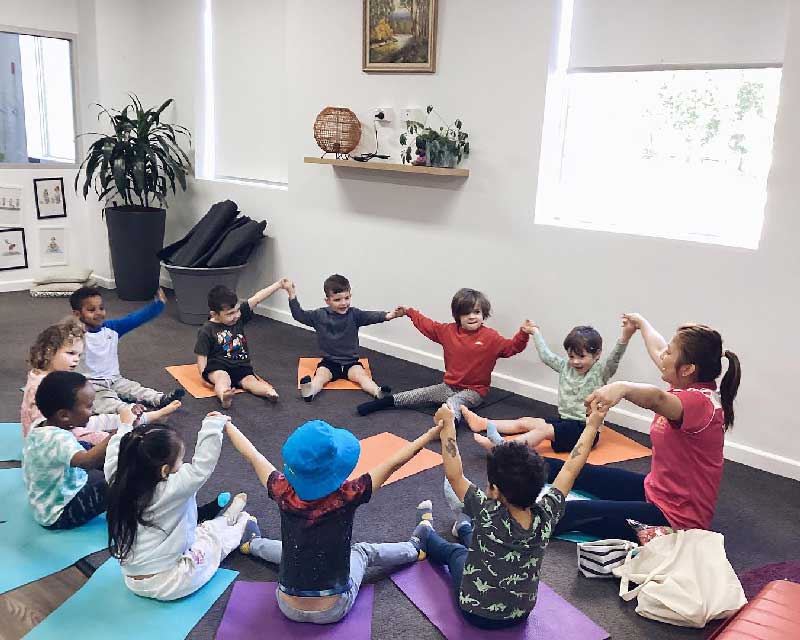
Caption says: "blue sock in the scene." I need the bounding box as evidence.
[486,421,503,445]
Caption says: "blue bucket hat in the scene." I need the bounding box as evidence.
[282,420,361,501]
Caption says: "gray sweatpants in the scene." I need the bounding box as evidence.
[393,383,482,417]
[90,377,164,414]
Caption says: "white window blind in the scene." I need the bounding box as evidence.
[569,0,788,70]
[211,0,288,183]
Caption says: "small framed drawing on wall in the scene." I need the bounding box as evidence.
[39,226,68,267]
[34,177,67,219]
[0,227,29,271]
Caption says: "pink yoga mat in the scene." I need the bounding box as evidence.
[391,561,609,640]
[216,581,374,640]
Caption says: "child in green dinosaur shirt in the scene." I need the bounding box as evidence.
[416,402,607,629]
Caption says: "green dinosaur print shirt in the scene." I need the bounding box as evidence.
[459,484,566,621]
[533,331,628,421]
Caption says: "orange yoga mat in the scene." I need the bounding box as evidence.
[530,426,651,464]
[165,365,246,399]
[297,358,372,390]
[348,432,443,486]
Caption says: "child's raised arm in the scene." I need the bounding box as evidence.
[225,421,275,487]
[599,319,636,381]
[436,404,471,502]
[531,327,565,372]
[405,308,444,343]
[248,279,288,309]
[104,290,165,338]
[623,313,667,370]
[551,403,607,496]
[369,422,442,490]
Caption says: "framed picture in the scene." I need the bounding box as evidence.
[39,226,68,267]
[0,227,28,271]
[363,0,437,73]
[34,177,67,219]
[0,184,23,227]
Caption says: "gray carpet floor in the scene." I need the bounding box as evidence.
[2,289,799,640]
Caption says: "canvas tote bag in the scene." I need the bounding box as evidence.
[613,529,746,627]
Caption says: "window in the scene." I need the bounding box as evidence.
[0,31,75,164]
[535,1,787,249]
[198,0,288,186]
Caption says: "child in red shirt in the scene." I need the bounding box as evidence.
[357,288,532,420]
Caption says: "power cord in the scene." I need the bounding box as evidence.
[352,113,390,162]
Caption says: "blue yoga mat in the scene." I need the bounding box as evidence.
[0,468,108,594]
[25,559,238,640]
[539,484,601,544]
[0,422,23,461]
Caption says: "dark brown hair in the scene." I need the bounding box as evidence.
[675,324,741,430]
[69,286,102,311]
[28,317,85,371]
[451,288,491,322]
[207,285,238,312]
[324,274,351,297]
[563,326,602,356]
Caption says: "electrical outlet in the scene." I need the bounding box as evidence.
[401,108,424,123]
[374,107,394,122]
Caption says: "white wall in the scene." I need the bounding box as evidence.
[7,0,800,479]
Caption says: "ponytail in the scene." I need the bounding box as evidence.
[720,350,741,430]
[107,424,183,560]
[676,324,741,430]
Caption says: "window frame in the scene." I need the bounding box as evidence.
[0,25,80,170]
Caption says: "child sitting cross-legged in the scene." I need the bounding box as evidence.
[70,286,185,415]
[105,412,255,601]
[21,318,180,442]
[423,402,607,629]
[464,318,635,453]
[22,371,123,529]
[285,274,404,402]
[195,282,285,408]
[226,418,441,624]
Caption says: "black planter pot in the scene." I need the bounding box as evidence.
[105,206,166,301]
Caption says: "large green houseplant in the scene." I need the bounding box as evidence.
[399,105,470,168]
[76,95,192,300]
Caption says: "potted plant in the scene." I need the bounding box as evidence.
[76,95,192,300]
[399,105,470,168]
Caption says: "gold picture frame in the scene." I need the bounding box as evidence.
[363,0,437,73]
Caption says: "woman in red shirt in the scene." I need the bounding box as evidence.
[545,314,741,540]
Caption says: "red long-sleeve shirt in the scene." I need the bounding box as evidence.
[406,308,529,396]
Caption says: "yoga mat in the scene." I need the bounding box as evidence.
[0,468,108,594]
[165,364,245,399]
[536,427,651,465]
[391,560,609,640]
[0,422,23,461]
[297,358,372,390]
[536,483,599,544]
[24,559,238,640]
[217,581,374,640]
[348,432,442,486]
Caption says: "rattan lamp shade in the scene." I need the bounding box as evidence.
[313,107,362,156]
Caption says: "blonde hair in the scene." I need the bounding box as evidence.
[28,317,85,371]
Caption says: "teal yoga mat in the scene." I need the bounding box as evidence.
[0,468,108,594]
[541,484,601,544]
[0,422,23,461]
[25,559,238,640]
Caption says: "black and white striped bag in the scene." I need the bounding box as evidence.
[577,539,638,578]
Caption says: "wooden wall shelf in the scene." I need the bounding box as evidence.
[304,156,469,177]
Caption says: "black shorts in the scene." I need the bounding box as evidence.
[551,418,601,453]
[316,357,362,382]
[202,363,255,387]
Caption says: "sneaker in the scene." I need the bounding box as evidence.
[239,516,261,554]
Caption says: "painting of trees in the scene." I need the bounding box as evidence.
[363,0,437,72]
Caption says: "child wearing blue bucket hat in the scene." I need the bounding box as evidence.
[225,418,442,624]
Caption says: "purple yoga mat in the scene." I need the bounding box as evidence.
[391,561,609,640]
[216,581,374,640]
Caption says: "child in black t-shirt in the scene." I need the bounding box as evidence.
[194,280,288,408]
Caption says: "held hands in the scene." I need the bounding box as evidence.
[386,306,408,321]
[585,398,610,426]
[585,381,628,413]
[521,319,539,335]
[281,278,296,297]
[620,313,640,342]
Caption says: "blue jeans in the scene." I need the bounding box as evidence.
[546,458,670,541]
[248,539,418,624]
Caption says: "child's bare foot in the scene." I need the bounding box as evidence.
[147,400,182,422]
[473,433,496,452]
[221,389,235,409]
[462,407,489,433]
[264,392,279,404]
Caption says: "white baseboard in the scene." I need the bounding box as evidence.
[254,302,800,481]
[0,278,34,293]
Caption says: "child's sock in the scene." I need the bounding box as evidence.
[376,385,392,399]
[461,407,489,433]
[357,395,394,416]
[222,492,247,526]
[451,513,472,541]
[486,421,504,445]
[443,477,465,513]
[239,516,261,554]
[299,375,315,402]
[217,492,231,508]
[410,499,434,560]
[197,492,232,522]
[159,388,186,408]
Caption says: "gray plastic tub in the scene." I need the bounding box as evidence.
[163,262,248,325]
